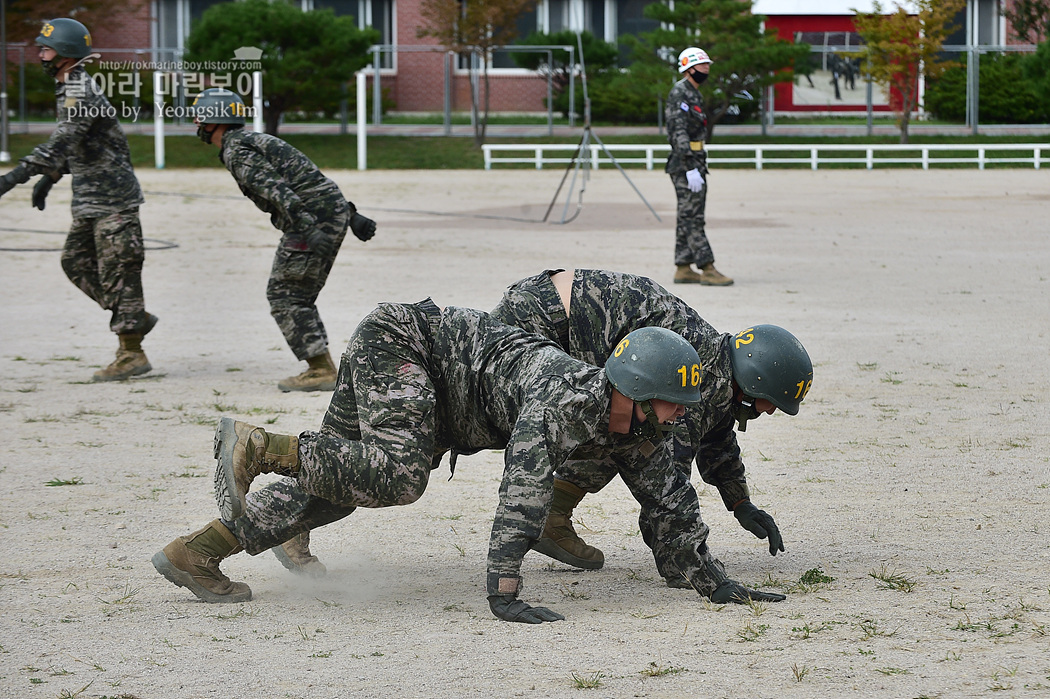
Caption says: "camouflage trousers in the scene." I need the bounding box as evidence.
[61,208,149,335]
[671,171,715,268]
[231,300,445,555]
[267,204,349,360]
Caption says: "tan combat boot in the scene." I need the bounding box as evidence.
[277,351,337,392]
[93,333,151,381]
[698,263,734,286]
[530,478,605,570]
[151,519,251,603]
[673,264,705,284]
[271,531,327,578]
[213,417,300,521]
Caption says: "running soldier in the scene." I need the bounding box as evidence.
[0,18,157,380]
[191,88,377,392]
[153,301,785,622]
[666,47,733,286]
[491,269,812,585]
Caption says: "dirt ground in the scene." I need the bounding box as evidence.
[1,165,1049,699]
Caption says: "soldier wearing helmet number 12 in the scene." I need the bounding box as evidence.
[667,47,734,287]
[0,19,158,382]
[191,88,378,393]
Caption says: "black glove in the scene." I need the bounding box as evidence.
[734,501,785,556]
[488,595,565,624]
[32,176,56,211]
[346,200,376,241]
[710,579,787,604]
[350,211,376,241]
[0,164,31,198]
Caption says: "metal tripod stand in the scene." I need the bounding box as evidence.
[543,34,661,225]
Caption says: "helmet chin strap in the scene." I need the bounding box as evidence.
[631,399,668,441]
[733,396,761,432]
[197,123,216,144]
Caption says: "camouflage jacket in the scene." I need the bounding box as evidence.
[664,77,709,175]
[219,129,345,235]
[491,269,750,511]
[19,67,143,218]
[422,304,688,597]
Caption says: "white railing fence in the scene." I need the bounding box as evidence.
[481,143,1050,171]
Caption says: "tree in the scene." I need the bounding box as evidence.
[417,0,536,146]
[1004,0,1050,43]
[853,0,965,144]
[5,0,142,43]
[184,0,377,135]
[624,0,810,140]
[509,30,618,99]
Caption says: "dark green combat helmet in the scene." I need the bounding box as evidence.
[36,18,93,77]
[191,88,248,143]
[191,88,248,125]
[606,327,703,442]
[729,325,813,430]
[606,326,704,405]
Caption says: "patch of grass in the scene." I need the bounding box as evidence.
[876,667,910,675]
[737,620,769,642]
[640,662,685,677]
[792,663,810,682]
[790,567,835,593]
[46,477,84,487]
[570,671,603,689]
[869,564,917,593]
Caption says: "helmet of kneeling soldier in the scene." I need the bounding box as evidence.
[606,327,703,406]
[729,325,813,415]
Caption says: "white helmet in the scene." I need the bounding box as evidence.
[678,47,712,73]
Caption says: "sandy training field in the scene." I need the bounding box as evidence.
[1,166,1048,698]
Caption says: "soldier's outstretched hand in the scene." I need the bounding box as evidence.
[734,502,785,556]
[710,579,787,604]
[488,595,565,623]
[350,211,376,241]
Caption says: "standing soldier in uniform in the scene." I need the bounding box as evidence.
[666,47,733,286]
[191,88,377,392]
[490,269,812,585]
[276,269,811,585]
[0,18,157,381]
[153,302,786,622]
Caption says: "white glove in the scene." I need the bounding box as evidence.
[685,168,705,193]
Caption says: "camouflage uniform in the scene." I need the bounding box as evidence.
[229,300,727,597]
[491,269,751,576]
[218,128,350,361]
[665,77,714,268]
[16,67,149,334]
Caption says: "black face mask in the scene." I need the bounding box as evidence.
[196,123,215,144]
[690,70,709,86]
[41,57,62,78]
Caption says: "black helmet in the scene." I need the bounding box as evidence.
[606,327,703,405]
[191,88,248,125]
[729,325,813,415]
[36,19,93,59]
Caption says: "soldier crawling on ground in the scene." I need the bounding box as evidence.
[0,18,158,381]
[153,300,787,623]
[191,88,378,393]
[276,269,814,589]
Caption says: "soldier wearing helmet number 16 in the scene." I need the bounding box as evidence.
[191,88,378,393]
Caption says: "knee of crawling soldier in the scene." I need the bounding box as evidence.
[383,471,430,506]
